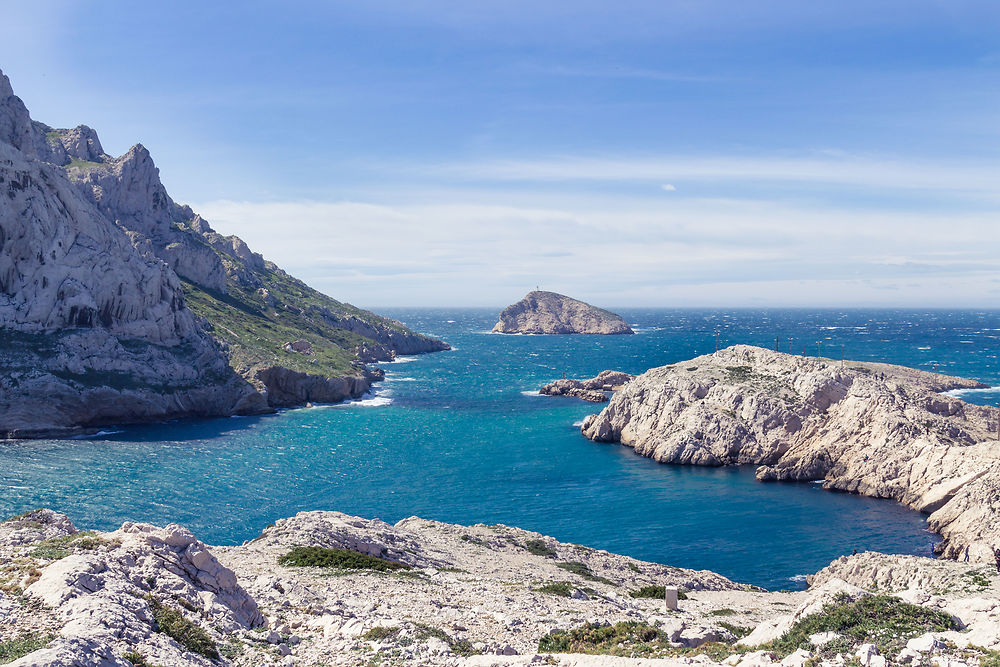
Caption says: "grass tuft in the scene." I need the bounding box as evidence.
[147,595,219,660]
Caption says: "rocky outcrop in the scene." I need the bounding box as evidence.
[582,345,1000,563]
[0,67,448,436]
[255,366,374,408]
[540,370,635,402]
[0,72,262,437]
[3,508,998,666]
[493,291,633,335]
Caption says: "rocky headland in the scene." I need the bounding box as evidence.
[0,68,447,438]
[1,508,998,667]
[492,292,633,335]
[581,345,1000,563]
[540,371,636,402]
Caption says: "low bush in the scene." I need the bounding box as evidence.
[147,596,218,660]
[524,539,557,558]
[764,594,960,657]
[628,585,688,600]
[278,546,410,572]
[0,633,52,662]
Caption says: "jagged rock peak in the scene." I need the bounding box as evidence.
[0,68,13,98]
[493,290,634,335]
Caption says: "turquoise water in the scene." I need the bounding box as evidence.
[3,309,999,589]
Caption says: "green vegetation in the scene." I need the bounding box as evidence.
[718,622,751,639]
[535,581,577,597]
[67,157,103,172]
[278,545,411,572]
[179,237,438,382]
[147,596,218,660]
[363,626,400,641]
[763,594,960,658]
[725,365,754,381]
[626,562,642,573]
[628,585,688,600]
[524,539,557,558]
[539,621,671,657]
[459,534,484,545]
[0,633,52,663]
[411,623,481,656]
[963,570,991,591]
[29,531,110,561]
[554,561,613,584]
[710,608,738,617]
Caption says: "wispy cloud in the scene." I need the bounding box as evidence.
[193,195,1000,307]
[423,153,1000,199]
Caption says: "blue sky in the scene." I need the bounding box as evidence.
[3,1,1000,307]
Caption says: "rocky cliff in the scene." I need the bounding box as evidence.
[0,68,448,435]
[582,345,1000,563]
[2,508,998,666]
[492,291,633,335]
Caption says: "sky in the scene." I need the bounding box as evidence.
[3,1,1000,308]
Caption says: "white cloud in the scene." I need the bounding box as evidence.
[661,183,677,192]
[193,194,1000,308]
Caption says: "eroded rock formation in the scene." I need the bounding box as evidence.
[540,370,636,402]
[582,345,1000,562]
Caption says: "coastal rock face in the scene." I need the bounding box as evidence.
[540,370,636,402]
[582,345,1000,562]
[3,509,998,666]
[0,68,448,436]
[492,291,633,335]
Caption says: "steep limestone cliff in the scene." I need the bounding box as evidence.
[582,345,1000,562]
[0,68,448,432]
[492,291,633,335]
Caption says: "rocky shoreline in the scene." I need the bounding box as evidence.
[1,508,997,667]
[582,345,1000,563]
[539,371,636,402]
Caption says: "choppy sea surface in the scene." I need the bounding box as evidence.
[3,309,999,589]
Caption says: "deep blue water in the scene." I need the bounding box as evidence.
[3,309,999,589]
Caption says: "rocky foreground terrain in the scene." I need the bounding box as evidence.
[582,345,1000,564]
[492,292,633,335]
[0,508,998,667]
[0,68,446,438]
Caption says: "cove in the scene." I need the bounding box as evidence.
[5,308,995,589]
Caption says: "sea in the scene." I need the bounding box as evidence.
[2,308,999,590]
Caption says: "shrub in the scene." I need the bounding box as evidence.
[555,561,613,585]
[539,621,666,656]
[278,546,410,572]
[524,539,557,558]
[147,596,219,660]
[628,585,688,600]
[363,626,399,641]
[764,594,960,657]
[535,581,576,597]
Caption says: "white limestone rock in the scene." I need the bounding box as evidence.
[493,291,633,335]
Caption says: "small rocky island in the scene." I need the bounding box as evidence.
[583,345,1000,563]
[539,370,635,402]
[492,291,634,335]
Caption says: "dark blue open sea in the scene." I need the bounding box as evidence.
[3,309,999,589]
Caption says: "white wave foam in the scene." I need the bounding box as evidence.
[385,376,418,382]
[944,386,997,397]
[917,346,931,350]
[385,356,418,364]
[446,320,456,323]
[788,574,809,582]
[521,390,543,397]
[572,420,585,427]
[71,429,124,439]
[330,394,393,408]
